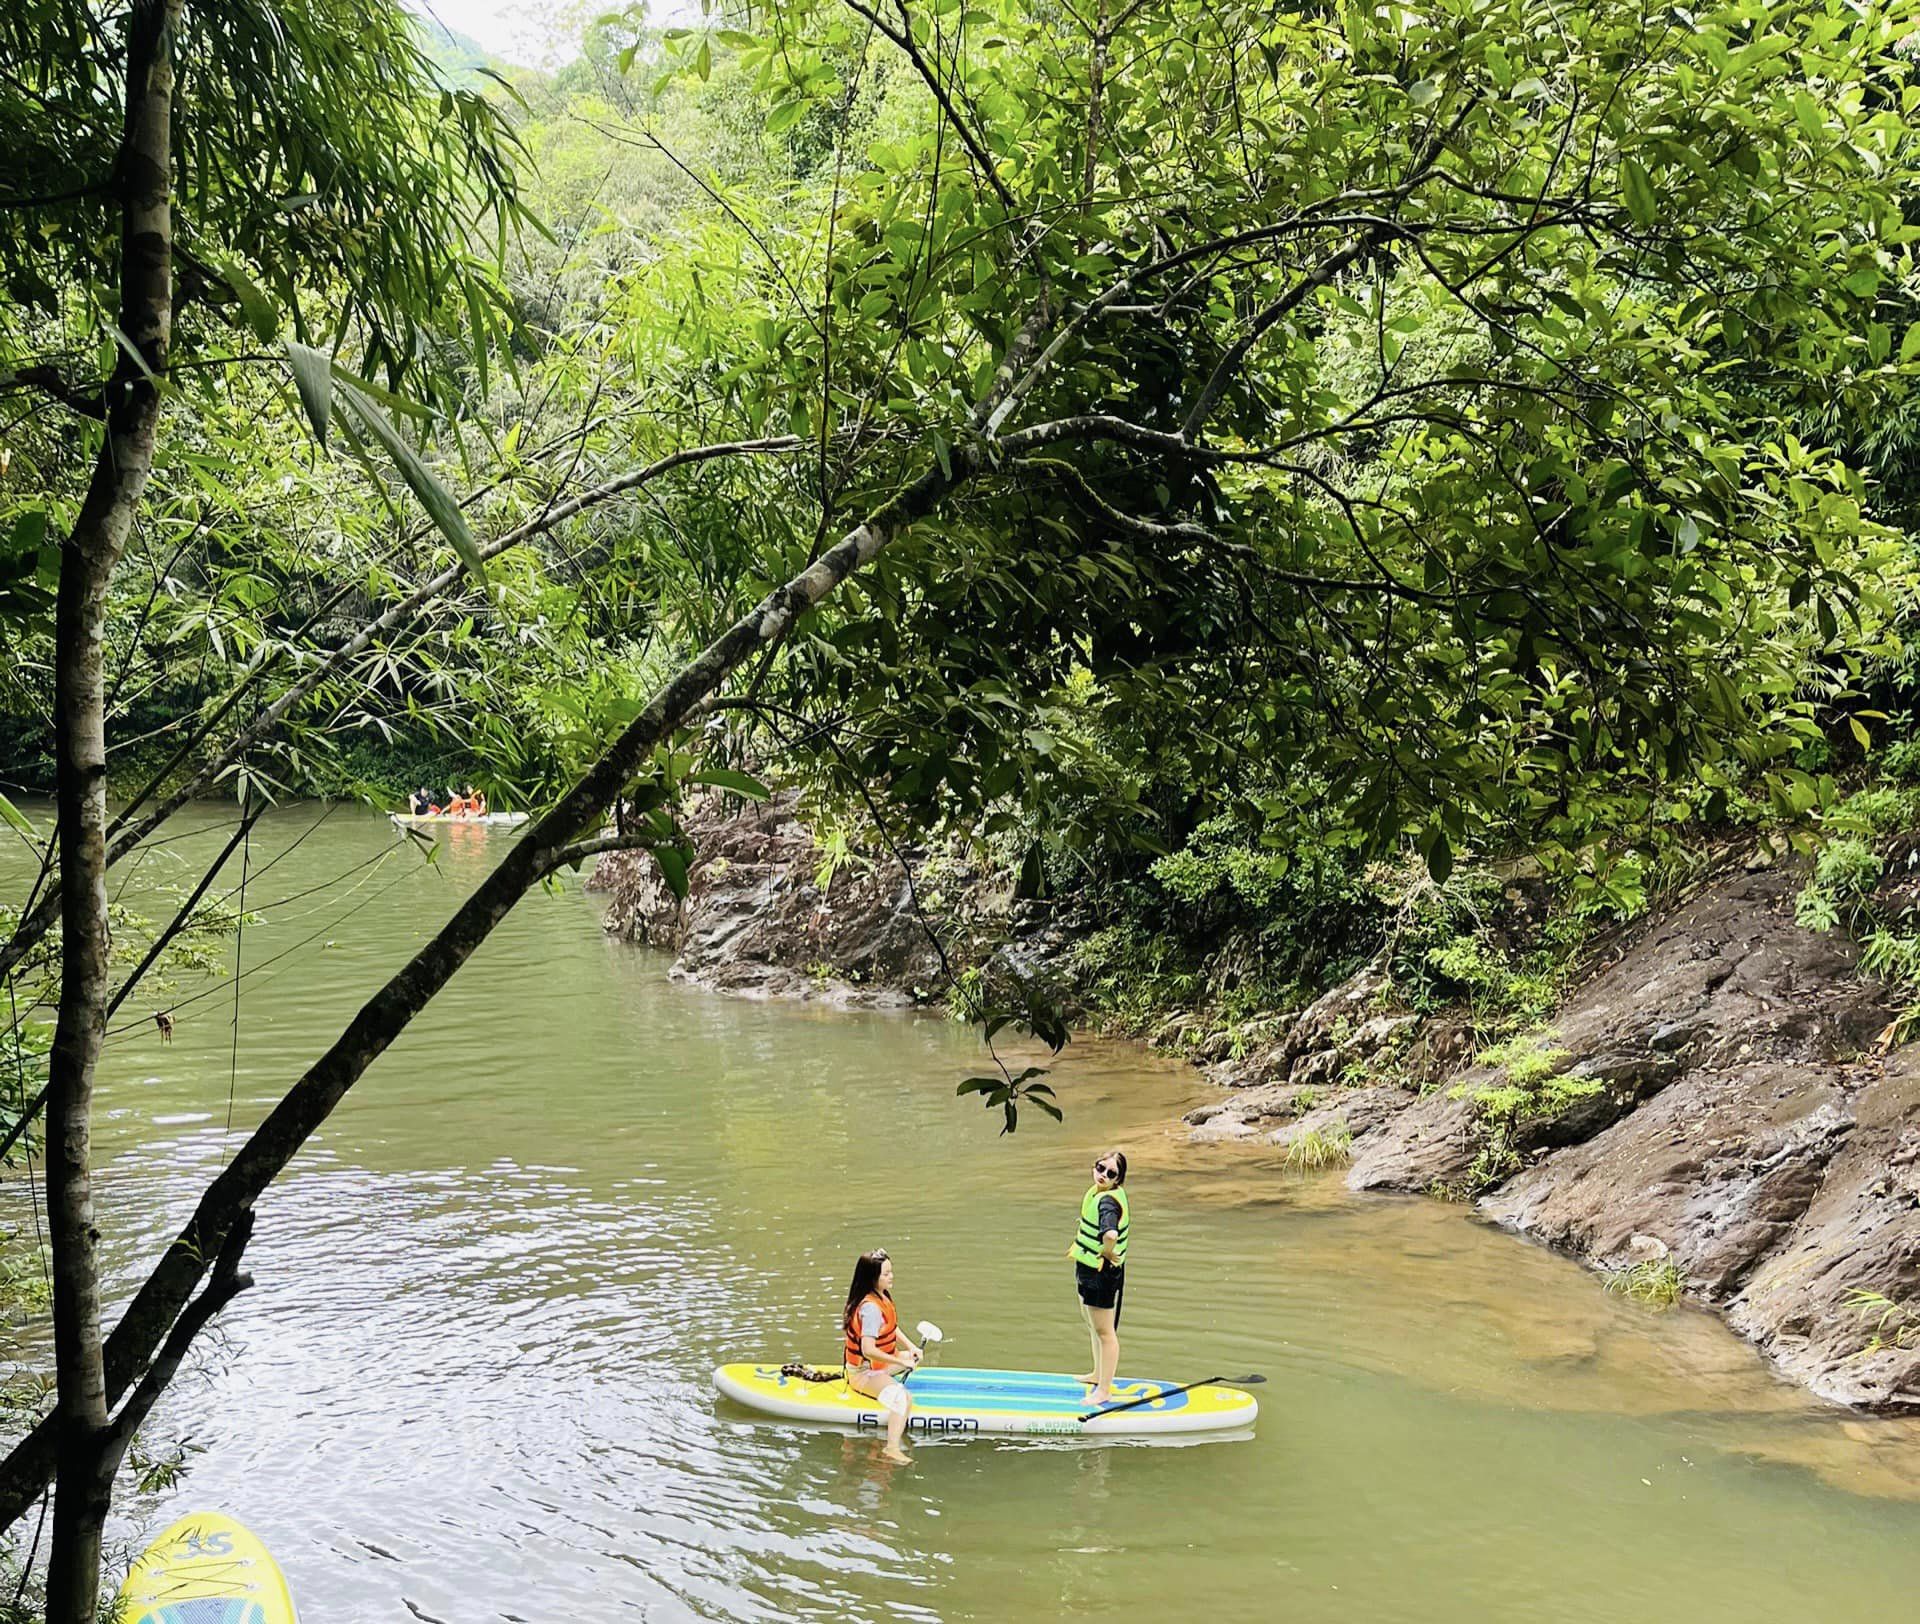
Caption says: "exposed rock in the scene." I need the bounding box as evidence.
[1182,1074,1417,1149]
[1207,860,1920,1407]
[1390,864,1919,1409]
[1345,1088,1479,1191]
[590,793,1003,1007]
[1197,964,1465,1096]
[1266,1086,1411,1150]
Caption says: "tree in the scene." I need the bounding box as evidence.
[4,0,1919,1611]
[2,1,527,1611]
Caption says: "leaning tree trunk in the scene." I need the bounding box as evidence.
[42,3,177,1618]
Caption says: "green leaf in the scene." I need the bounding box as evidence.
[465,278,492,399]
[688,767,771,799]
[210,251,280,343]
[286,341,333,447]
[0,788,36,839]
[7,511,48,554]
[335,380,486,588]
[766,99,807,134]
[652,843,691,899]
[1902,324,1920,365]
[327,361,434,423]
[1620,158,1657,228]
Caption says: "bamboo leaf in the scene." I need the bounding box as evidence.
[0,789,37,839]
[286,340,333,447]
[210,251,280,343]
[335,380,486,588]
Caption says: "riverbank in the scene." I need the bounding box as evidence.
[591,798,1920,1412]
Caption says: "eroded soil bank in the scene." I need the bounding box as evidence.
[592,800,1920,1409]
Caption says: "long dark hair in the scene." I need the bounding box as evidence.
[844,1250,889,1332]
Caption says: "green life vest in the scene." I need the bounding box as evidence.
[1072,1183,1130,1269]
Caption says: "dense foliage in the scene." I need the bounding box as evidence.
[6,1,1920,1608]
[7,1,1918,876]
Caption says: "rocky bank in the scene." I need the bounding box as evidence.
[1190,864,1920,1409]
[588,793,1013,1007]
[594,808,1920,1410]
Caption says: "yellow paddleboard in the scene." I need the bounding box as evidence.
[118,1510,298,1624]
[714,1363,1258,1437]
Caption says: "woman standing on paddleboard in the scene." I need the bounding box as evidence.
[1068,1150,1129,1406]
[844,1249,924,1463]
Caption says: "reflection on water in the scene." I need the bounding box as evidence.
[4,806,1920,1620]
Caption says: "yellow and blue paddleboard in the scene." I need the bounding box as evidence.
[714,1364,1257,1438]
[118,1511,298,1624]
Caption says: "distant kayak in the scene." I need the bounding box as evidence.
[389,810,529,827]
[713,1363,1258,1438]
[118,1509,299,1623]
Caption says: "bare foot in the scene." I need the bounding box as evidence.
[881,1446,912,1464]
[1086,1389,1112,1407]
[1075,1373,1098,1385]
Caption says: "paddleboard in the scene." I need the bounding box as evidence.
[117,1510,298,1624]
[388,811,528,828]
[713,1364,1257,1438]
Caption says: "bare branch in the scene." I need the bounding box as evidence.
[5,364,105,420]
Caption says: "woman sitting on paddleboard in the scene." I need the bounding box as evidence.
[1068,1150,1129,1406]
[844,1249,923,1463]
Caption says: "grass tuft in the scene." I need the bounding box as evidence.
[1284,1122,1354,1171]
[1605,1257,1684,1307]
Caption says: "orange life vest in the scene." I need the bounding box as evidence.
[843,1291,899,1370]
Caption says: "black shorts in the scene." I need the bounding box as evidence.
[1075,1263,1125,1320]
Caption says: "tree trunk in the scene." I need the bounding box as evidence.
[42,4,176,1618]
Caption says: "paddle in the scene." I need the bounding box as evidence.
[1078,1373,1265,1422]
[901,1320,944,1384]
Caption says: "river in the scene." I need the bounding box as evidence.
[5,806,1920,1620]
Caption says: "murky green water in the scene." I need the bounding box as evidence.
[6,806,1920,1620]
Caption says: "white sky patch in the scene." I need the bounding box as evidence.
[409,0,538,59]
[408,0,703,66]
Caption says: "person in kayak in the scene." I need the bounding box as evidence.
[843,1248,923,1463]
[1068,1150,1129,1406]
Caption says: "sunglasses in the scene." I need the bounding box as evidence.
[1093,1161,1118,1177]
[868,1249,889,1261]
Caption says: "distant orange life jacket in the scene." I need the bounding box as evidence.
[843,1292,899,1370]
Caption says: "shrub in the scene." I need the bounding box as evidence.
[1795,836,1882,932]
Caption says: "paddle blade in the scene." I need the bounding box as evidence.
[917,1321,945,1343]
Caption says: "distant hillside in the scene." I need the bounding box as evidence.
[412,10,502,87]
